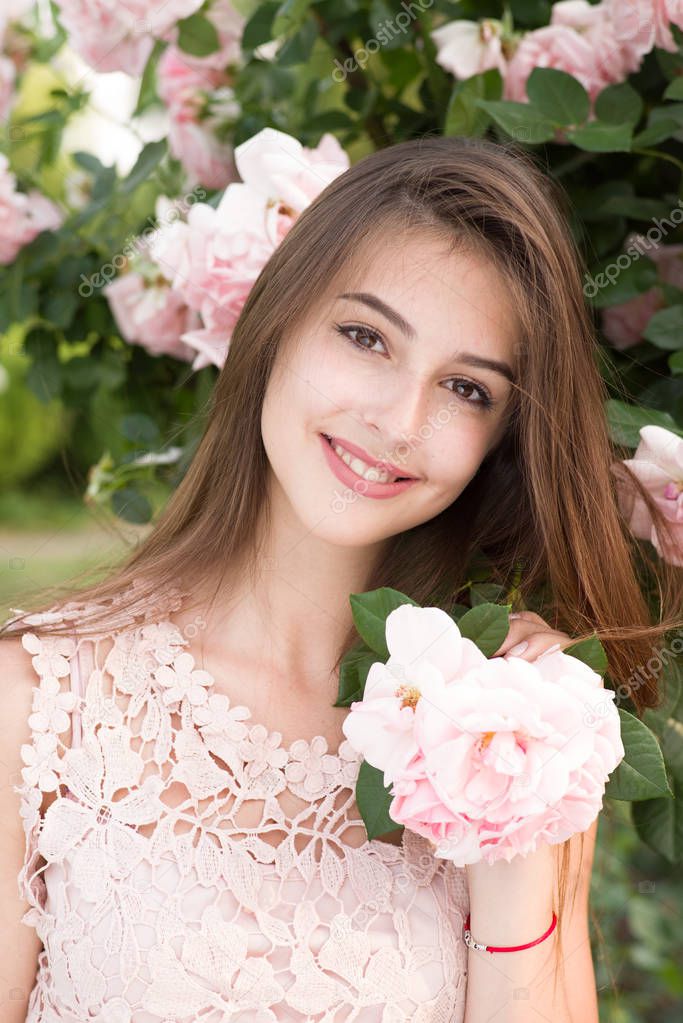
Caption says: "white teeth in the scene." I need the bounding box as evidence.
[331,440,396,483]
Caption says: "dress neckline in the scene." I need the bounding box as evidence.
[137,605,363,770]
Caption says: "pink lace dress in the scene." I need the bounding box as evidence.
[9,582,470,1022]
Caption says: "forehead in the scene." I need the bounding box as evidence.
[332,227,521,364]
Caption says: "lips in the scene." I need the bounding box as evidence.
[321,433,416,481]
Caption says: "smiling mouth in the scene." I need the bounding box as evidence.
[321,433,412,483]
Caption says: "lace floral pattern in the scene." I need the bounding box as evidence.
[9,582,470,1022]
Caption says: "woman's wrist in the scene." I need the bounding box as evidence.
[465,843,556,947]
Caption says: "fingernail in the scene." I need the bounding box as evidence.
[509,612,522,619]
[537,642,561,659]
[508,640,529,656]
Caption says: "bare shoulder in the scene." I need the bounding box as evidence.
[0,636,45,1018]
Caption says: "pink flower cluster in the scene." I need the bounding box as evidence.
[157,2,245,189]
[342,604,624,866]
[601,235,683,350]
[53,0,206,76]
[0,153,63,265]
[613,425,683,567]
[0,0,33,120]
[137,126,349,370]
[433,0,683,106]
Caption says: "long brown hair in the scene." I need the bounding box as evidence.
[4,134,682,999]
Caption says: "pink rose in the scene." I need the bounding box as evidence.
[167,117,235,190]
[601,236,683,350]
[53,0,205,75]
[0,55,15,121]
[342,604,624,866]
[0,154,63,264]
[431,19,508,80]
[150,127,350,367]
[103,271,200,362]
[163,0,244,71]
[504,0,656,107]
[613,425,683,567]
[504,23,611,103]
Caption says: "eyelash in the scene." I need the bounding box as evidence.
[333,323,496,411]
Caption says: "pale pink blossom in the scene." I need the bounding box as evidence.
[28,676,78,735]
[239,723,288,778]
[504,23,611,103]
[154,651,214,708]
[167,117,236,190]
[163,0,245,71]
[613,425,683,567]
[157,44,238,189]
[191,692,250,740]
[103,270,200,362]
[285,736,343,797]
[0,153,63,264]
[431,18,508,79]
[21,631,76,679]
[0,55,16,120]
[20,731,61,792]
[53,0,205,75]
[150,127,350,368]
[602,237,683,350]
[342,604,624,866]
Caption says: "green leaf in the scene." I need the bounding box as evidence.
[526,67,590,125]
[565,121,632,152]
[355,759,400,839]
[133,39,165,117]
[605,710,673,800]
[563,634,608,676]
[598,196,673,220]
[272,0,313,37]
[643,305,683,351]
[470,582,506,606]
[456,602,511,657]
[632,776,683,863]
[633,118,683,147]
[587,255,657,309]
[605,399,683,447]
[242,1,278,49]
[177,13,220,57]
[444,68,502,138]
[119,413,161,446]
[111,487,153,524]
[669,350,683,375]
[664,77,683,100]
[121,140,166,194]
[594,82,643,126]
[474,99,556,143]
[275,17,317,65]
[349,588,419,659]
[334,646,379,707]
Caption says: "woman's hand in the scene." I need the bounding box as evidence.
[492,609,573,661]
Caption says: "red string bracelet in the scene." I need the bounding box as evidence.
[463,912,558,954]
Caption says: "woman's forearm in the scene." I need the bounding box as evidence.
[463,843,577,1023]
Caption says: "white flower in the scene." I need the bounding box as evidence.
[240,723,288,778]
[28,676,78,734]
[21,632,76,679]
[154,651,214,708]
[20,731,61,791]
[285,736,342,796]
[191,692,250,740]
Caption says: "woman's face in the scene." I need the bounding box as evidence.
[261,230,520,548]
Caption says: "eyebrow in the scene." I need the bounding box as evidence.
[338,291,516,383]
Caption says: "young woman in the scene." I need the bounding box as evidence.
[1,134,680,1023]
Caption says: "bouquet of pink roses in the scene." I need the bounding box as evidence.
[336,589,646,867]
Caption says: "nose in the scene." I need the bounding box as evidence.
[361,373,430,462]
